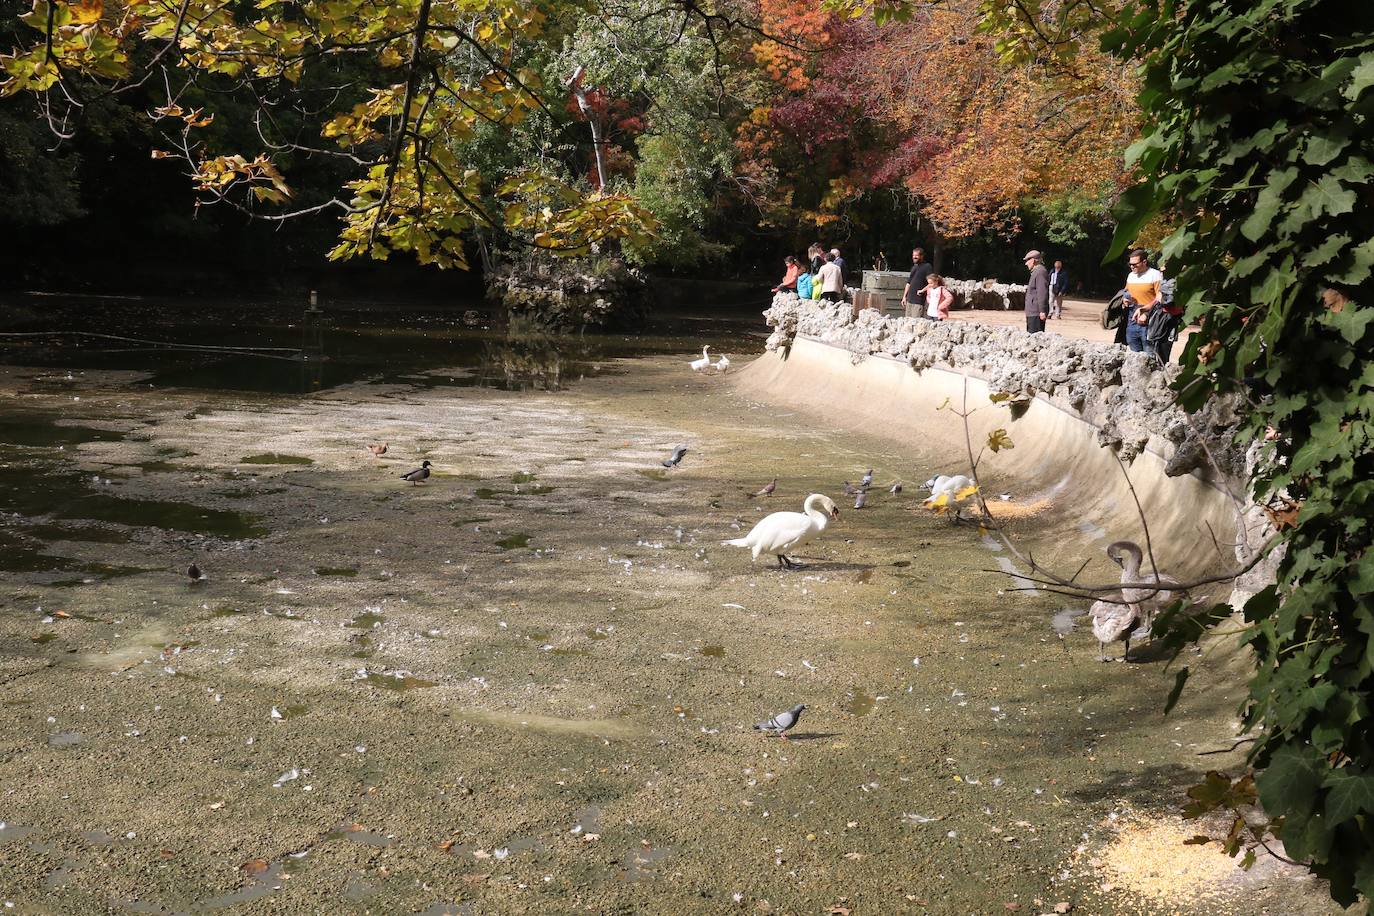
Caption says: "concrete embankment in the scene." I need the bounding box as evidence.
[737,295,1264,585]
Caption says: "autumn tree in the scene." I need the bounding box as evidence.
[1,0,668,268]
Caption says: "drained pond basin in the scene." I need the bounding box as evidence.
[0,297,1339,914]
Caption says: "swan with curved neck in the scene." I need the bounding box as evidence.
[1092,540,1180,660]
[723,493,840,570]
[1107,540,1177,616]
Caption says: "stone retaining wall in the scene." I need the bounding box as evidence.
[763,292,1246,480]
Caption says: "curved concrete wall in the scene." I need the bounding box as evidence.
[736,297,1256,581]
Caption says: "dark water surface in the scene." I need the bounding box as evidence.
[2,293,766,394]
[0,292,766,580]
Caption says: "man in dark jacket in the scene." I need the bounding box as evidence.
[1023,250,1049,333]
[1048,259,1067,318]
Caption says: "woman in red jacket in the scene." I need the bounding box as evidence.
[772,256,801,293]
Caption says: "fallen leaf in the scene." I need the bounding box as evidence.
[461,872,489,885]
[471,850,491,860]
[582,833,601,842]
[755,902,773,914]
[240,858,268,875]
[53,610,71,619]
[436,839,456,852]
[208,801,225,810]
[1005,904,1021,912]
[1054,905,1073,914]
[159,849,176,859]
[827,907,851,915]
[843,851,864,860]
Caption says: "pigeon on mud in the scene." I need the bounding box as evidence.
[749,478,777,498]
[754,704,806,738]
[890,481,903,494]
[853,489,867,509]
[662,445,688,469]
[367,442,388,458]
[714,354,731,372]
[842,480,858,496]
[860,469,874,489]
[400,460,432,484]
[187,563,205,583]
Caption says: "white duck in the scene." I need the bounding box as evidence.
[714,354,731,372]
[690,346,712,371]
[1107,539,1178,635]
[722,493,840,569]
[923,474,976,518]
[1090,597,1141,662]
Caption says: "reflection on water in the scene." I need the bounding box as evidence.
[1,294,765,395]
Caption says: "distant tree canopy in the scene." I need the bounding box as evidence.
[0,0,1153,281]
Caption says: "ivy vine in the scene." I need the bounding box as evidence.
[1105,0,1374,903]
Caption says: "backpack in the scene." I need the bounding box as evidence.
[795,272,813,299]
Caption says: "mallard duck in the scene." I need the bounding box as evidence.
[400,460,432,485]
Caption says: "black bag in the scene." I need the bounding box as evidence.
[1146,306,1175,344]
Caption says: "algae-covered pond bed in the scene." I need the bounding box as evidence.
[0,302,1336,914]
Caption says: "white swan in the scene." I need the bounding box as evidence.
[714,354,731,372]
[1090,597,1140,662]
[1107,540,1178,635]
[690,346,712,371]
[722,493,840,569]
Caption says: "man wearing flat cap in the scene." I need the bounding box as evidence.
[1023,250,1049,334]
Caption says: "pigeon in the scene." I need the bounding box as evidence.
[749,478,777,498]
[662,445,688,469]
[187,563,205,583]
[367,442,388,458]
[890,481,903,494]
[714,354,731,372]
[860,469,874,488]
[400,460,432,484]
[842,480,858,496]
[853,489,867,509]
[753,703,806,739]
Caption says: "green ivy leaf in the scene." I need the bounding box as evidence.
[1240,167,1298,242]
[1319,774,1374,829]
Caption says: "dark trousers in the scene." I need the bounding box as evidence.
[820,291,841,302]
[1026,314,1045,334]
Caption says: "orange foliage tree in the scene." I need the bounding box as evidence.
[737,0,1139,242]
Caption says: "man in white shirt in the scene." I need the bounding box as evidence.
[817,253,844,303]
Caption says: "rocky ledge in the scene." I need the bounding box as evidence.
[763,293,1248,481]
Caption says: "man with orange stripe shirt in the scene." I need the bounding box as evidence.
[1124,249,1169,359]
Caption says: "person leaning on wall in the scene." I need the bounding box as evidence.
[772,255,801,294]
